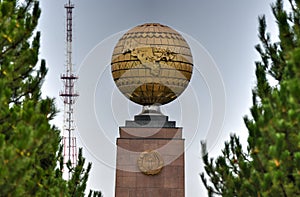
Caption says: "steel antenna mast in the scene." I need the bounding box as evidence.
[60,0,78,179]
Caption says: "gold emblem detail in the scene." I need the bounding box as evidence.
[137,150,164,175]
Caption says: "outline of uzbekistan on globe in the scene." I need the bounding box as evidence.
[111,23,193,115]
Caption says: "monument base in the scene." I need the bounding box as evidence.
[115,115,185,197]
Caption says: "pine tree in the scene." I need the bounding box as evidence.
[201,0,300,196]
[0,0,101,196]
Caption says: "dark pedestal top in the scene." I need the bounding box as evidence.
[125,115,176,128]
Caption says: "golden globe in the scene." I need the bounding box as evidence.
[111,23,193,106]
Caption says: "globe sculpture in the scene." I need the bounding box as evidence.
[111,23,193,113]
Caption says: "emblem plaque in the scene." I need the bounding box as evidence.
[137,150,164,175]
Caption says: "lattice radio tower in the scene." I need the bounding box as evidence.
[60,0,78,179]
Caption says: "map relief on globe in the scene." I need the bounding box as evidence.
[111,23,193,113]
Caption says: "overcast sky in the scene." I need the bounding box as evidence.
[38,0,282,196]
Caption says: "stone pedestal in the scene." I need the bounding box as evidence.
[115,115,185,197]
